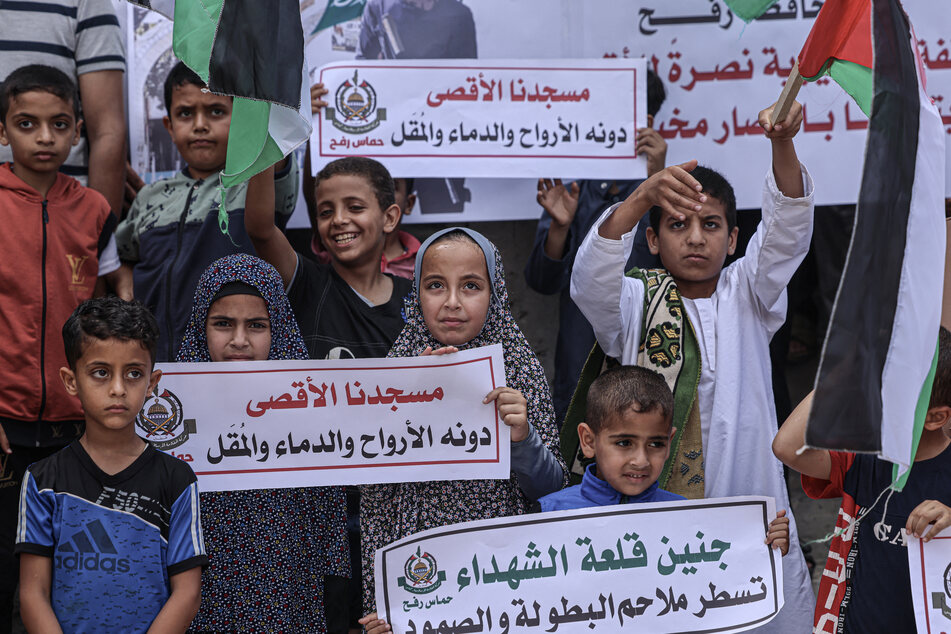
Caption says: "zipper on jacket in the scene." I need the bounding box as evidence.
[36,200,50,438]
[163,180,200,359]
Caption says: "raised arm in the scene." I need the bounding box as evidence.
[772,391,832,481]
[758,101,804,198]
[245,165,298,286]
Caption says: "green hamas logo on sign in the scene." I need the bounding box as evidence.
[326,70,386,134]
[398,547,446,594]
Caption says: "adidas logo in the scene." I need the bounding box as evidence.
[54,519,131,573]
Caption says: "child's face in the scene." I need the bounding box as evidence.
[205,294,271,362]
[578,407,673,497]
[419,240,491,346]
[646,197,738,295]
[59,337,160,434]
[163,82,232,180]
[315,174,399,268]
[0,90,80,179]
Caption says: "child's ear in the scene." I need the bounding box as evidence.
[147,369,163,399]
[578,422,597,459]
[666,425,677,459]
[924,405,951,430]
[162,115,173,137]
[60,366,78,396]
[404,193,416,215]
[646,225,660,255]
[0,121,8,147]
[727,225,739,256]
[382,203,401,235]
[72,118,83,146]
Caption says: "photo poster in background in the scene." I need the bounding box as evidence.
[907,535,951,633]
[375,496,784,634]
[310,59,647,180]
[124,1,951,225]
[134,345,510,491]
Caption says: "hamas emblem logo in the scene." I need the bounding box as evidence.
[326,70,386,134]
[397,547,446,594]
[135,389,196,451]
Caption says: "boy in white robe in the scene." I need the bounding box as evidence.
[570,101,815,633]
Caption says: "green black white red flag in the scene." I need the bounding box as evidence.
[129,0,310,190]
[801,0,944,486]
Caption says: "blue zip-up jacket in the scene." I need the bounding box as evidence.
[116,161,297,361]
[539,463,684,511]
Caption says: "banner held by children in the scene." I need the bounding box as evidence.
[311,58,647,180]
[375,496,784,634]
[907,535,951,633]
[134,345,510,491]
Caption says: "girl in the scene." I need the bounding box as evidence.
[177,254,349,633]
[359,228,568,631]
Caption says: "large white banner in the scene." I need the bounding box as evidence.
[134,345,509,491]
[375,496,784,634]
[908,535,951,633]
[126,0,950,224]
[311,59,647,180]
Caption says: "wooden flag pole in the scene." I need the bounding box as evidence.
[770,59,804,127]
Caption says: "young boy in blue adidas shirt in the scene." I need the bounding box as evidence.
[539,366,790,557]
[16,297,206,633]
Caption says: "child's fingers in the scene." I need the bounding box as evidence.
[907,500,951,541]
[421,346,433,356]
[425,346,459,357]
[484,386,520,404]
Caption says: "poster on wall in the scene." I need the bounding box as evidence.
[125,0,951,226]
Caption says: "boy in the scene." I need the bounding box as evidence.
[0,64,120,628]
[773,327,951,633]
[16,297,206,633]
[245,156,412,360]
[539,366,790,555]
[569,101,815,632]
[115,61,298,362]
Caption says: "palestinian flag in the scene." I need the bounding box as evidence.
[798,0,874,115]
[129,0,310,189]
[804,0,945,487]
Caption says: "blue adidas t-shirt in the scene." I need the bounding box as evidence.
[15,442,207,633]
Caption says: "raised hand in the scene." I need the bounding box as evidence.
[636,127,668,177]
[536,178,580,229]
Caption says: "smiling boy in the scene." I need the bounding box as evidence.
[115,62,299,361]
[16,297,206,633]
[569,101,816,632]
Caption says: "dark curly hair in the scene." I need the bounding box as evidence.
[63,297,159,368]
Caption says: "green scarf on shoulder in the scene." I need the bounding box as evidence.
[560,268,705,498]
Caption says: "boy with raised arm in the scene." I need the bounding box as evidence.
[569,102,815,632]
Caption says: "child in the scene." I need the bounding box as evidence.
[16,297,206,633]
[176,254,349,633]
[245,156,412,359]
[539,366,790,557]
[568,101,815,632]
[115,61,298,362]
[773,326,951,633]
[309,175,420,280]
[359,227,567,634]
[0,64,120,624]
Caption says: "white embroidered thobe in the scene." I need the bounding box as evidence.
[570,165,817,633]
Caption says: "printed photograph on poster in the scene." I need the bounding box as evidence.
[374,496,784,634]
[907,535,951,633]
[134,345,510,491]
